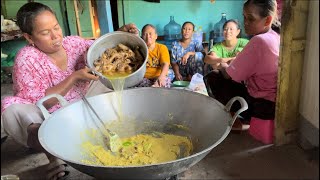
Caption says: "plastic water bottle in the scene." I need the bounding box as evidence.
[213,13,227,44]
[164,16,181,50]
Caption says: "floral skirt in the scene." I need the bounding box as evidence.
[136,77,171,88]
[178,56,204,79]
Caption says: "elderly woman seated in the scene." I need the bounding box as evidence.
[136,24,171,88]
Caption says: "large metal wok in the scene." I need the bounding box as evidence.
[37,88,247,179]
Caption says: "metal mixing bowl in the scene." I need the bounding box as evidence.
[86,31,148,89]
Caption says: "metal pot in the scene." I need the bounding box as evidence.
[37,88,247,179]
[86,31,148,89]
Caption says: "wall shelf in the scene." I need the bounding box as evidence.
[1,30,23,42]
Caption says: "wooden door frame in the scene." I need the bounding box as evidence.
[275,0,310,145]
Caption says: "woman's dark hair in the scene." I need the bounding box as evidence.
[244,0,281,34]
[141,24,157,35]
[182,21,195,31]
[16,2,56,35]
[223,19,240,30]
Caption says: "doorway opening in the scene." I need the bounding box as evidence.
[110,0,119,30]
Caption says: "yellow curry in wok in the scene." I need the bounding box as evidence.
[81,132,193,166]
[83,43,192,166]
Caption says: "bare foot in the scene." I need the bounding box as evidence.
[231,118,250,131]
[46,157,70,180]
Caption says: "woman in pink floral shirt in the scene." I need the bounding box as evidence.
[0,2,139,179]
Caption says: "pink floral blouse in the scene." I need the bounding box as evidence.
[1,36,94,114]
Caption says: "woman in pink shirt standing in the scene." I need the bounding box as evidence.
[0,2,139,179]
[204,0,281,130]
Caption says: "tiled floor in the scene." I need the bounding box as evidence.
[1,83,319,179]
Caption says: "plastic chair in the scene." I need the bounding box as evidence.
[249,117,274,144]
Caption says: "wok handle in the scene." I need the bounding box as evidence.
[225,96,248,126]
[36,94,68,119]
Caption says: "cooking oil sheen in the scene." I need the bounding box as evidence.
[109,77,126,122]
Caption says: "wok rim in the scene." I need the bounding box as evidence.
[38,87,233,168]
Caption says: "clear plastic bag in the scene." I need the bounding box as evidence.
[188,73,208,96]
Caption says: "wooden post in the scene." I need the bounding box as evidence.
[275,0,310,145]
[88,0,99,39]
[73,0,82,37]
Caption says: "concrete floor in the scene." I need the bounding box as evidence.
[1,83,319,179]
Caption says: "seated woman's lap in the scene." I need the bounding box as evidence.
[1,104,44,147]
[203,70,251,120]
[136,77,172,88]
[178,56,204,79]
[203,70,276,120]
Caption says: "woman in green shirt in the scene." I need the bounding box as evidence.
[204,19,249,73]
